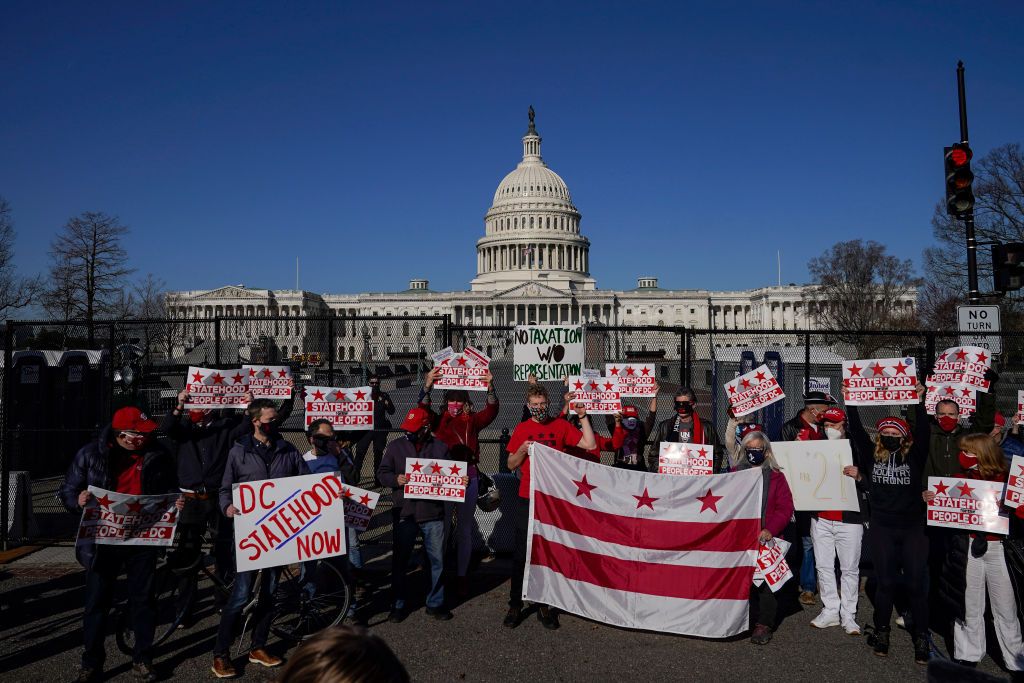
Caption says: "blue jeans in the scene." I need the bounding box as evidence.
[213,568,279,657]
[801,535,816,593]
[82,546,158,668]
[392,518,445,610]
[347,526,362,570]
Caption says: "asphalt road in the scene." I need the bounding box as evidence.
[0,548,1012,682]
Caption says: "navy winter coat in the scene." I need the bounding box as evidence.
[218,435,309,514]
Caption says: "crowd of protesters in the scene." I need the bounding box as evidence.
[56,363,1024,681]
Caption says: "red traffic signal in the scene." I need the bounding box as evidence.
[944,143,975,216]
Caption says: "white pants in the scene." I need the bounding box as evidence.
[810,517,863,622]
[953,541,1024,670]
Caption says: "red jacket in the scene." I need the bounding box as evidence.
[424,400,499,465]
[764,470,795,537]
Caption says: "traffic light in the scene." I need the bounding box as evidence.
[944,143,974,216]
[992,243,1024,293]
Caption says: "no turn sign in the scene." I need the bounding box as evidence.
[958,305,1001,354]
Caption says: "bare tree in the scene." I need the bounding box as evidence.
[45,212,135,330]
[0,197,43,319]
[806,240,920,357]
[128,274,183,361]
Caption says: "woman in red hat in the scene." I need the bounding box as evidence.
[846,389,932,664]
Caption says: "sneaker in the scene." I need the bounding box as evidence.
[210,657,237,679]
[247,649,282,668]
[895,614,906,629]
[537,605,560,630]
[131,662,157,682]
[73,667,101,683]
[872,626,890,657]
[750,623,773,645]
[387,607,407,623]
[810,611,841,629]
[425,606,454,621]
[913,635,930,665]
[799,591,816,606]
[842,619,861,636]
[503,605,522,628]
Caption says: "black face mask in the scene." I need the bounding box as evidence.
[311,435,335,453]
[259,421,279,438]
[674,401,693,416]
[880,435,903,453]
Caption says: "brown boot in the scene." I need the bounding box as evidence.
[210,657,237,678]
[247,649,282,668]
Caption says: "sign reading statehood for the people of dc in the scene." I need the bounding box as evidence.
[926,476,1009,535]
[605,363,656,397]
[723,364,785,417]
[183,366,251,409]
[1004,456,1024,509]
[78,486,180,546]
[657,442,714,475]
[842,357,919,405]
[232,472,347,572]
[931,346,993,392]
[431,345,490,391]
[568,376,622,415]
[925,382,977,416]
[243,365,294,399]
[339,483,380,533]
[513,325,583,381]
[304,386,374,430]
[753,538,792,593]
[404,458,467,502]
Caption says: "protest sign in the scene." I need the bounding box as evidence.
[753,538,793,592]
[183,366,250,409]
[304,386,374,430]
[842,357,919,405]
[404,458,467,502]
[932,345,992,392]
[925,382,977,416]
[1005,456,1024,509]
[723,364,785,417]
[430,346,490,391]
[771,440,859,512]
[581,368,601,379]
[605,363,657,397]
[513,325,583,381]
[339,483,380,533]
[927,476,1008,535]
[568,376,622,415]
[657,442,714,476]
[243,365,294,399]
[78,487,180,546]
[232,472,348,571]
[1018,390,1024,424]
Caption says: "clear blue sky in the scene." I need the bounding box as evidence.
[2,1,1022,297]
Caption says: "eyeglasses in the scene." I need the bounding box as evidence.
[120,431,144,439]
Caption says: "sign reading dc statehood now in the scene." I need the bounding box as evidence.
[513,325,583,381]
[304,386,374,430]
[183,366,251,409]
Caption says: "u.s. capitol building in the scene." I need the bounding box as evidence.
[168,111,912,362]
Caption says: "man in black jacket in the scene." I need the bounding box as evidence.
[59,407,181,683]
[354,374,396,486]
[654,387,725,470]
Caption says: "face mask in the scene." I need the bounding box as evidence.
[259,421,279,438]
[880,435,903,452]
[447,402,463,418]
[623,417,638,430]
[189,409,211,424]
[311,435,335,453]
[937,415,959,433]
[746,448,766,466]
[528,405,548,420]
[958,450,979,470]
[675,401,693,416]
[405,430,420,444]
[825,427,843,440]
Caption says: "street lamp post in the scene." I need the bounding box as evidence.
[361,323,370,385]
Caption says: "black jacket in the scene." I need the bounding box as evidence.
[218,434,309,514]
[161,410,249,493]
[655,413,727,472]
[377,436,450,523]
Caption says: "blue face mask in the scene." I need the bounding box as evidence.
[746,448,766,466]
[623,417,638,430]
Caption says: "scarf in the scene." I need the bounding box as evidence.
[672,411,705,444]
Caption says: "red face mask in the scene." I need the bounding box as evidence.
[958,450,979,470]
[937,415,959,433]
[189,409,211,424]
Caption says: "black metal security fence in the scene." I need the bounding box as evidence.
[3,316,1023,548]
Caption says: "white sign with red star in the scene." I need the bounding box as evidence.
[339,482,380,532]
[723,364,785,418]
[232,472,348,571]
[430,345,490,391]
[78,486,180,546]
[924,382,977,416]
[605,363,656,397]
[931,345,992,393]
[404,458,468,502]
[183,366,251,408]
[753,538,792,592]
[1017,391,1024,425]
[657,442,714,476]
[568,376,623,415]
[926,476,1009,534]
[243,365,294,398]
[842,357,919,405]
[1005,456,1024,509]
[303,385,374,430]
[771,440,859,512]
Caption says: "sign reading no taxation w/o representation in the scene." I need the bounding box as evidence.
[513,326,583,381]
[958,305,1001,355]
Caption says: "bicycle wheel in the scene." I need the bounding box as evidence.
[270,560,352,642]
[115,557,189,655]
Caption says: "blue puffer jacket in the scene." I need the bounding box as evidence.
[218,435,309,514]
[58,425,178,568]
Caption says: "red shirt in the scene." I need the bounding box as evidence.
[507,417,584,499]
[112,447,144,495]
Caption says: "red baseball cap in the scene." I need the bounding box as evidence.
[821,407,847,424]
[738,423,765,440]
[400,407,431,432]
[112,406,158,433]
[995,413,1006,427]
[876,417,910,438]
[621,405,639,419]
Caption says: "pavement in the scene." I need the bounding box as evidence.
[0,543,1014,682]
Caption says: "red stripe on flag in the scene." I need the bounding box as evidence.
[534,491,759,553]
[531,535,753,601]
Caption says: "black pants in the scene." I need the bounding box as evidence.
[870,523,929,634]
[355,429,389,483]
[175,497,234,616]
[510,496,529,607]
[82,546,158,669]
[749,582,777,628]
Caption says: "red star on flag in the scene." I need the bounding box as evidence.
[211,373,225,384]
[696,489,723,513]
[311,390,325,400]
[754,371,766,382]
[278,369,288,377]
[640,367,650,376]
[334,391,347,401]
[457,356,468,366]
[633,487,658,510]
[126,500,143,513]
[449,463,462,475]
[573,380,585,390]
[572,473,598,500]
[944,387,956,395]
[411,461,423,472]
[191,371,204,382]
[248,368,257,377]
[625,366,636,376]
[262,368,273,378]
[956,481,974,498]
[439,358,449,366]
[938,352,948,361]
[342,487,353,498]
[231,373,244,384]
[353,390,367,400]
[728,384,737,394]
[696,447,708,458]
[955,349,969,361]
[933,481,949,496]
[847,363,862,376]
[603,381,615,391]
[95,494,113,508]
[609,366,619,376]
[741,379,751,388]
[871,364,886,376]
[1017,464,1024,476]
[588,381,599,391]
[893,362,909,375]
[430,462,443,474]
[976,351,989,364]
[358,493,372,506]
